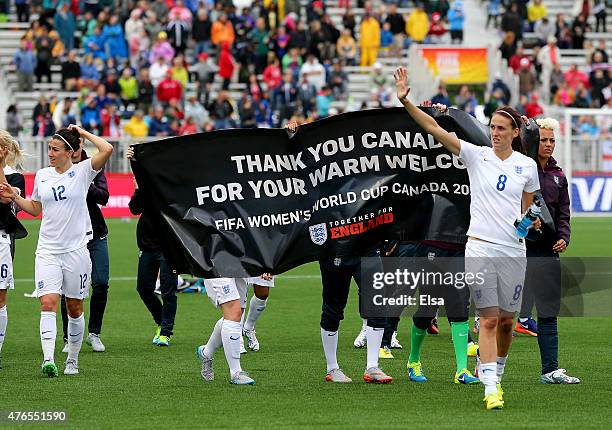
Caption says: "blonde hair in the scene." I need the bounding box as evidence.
[0,129,25,169]
[535,117,560,131]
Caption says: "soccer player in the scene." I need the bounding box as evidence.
[521,117,579,384]
[127,147,178,347]
[395,67,540,409]
[1,126,113,376]
[242,276,274,351]
[0,130,26,369]
[60,138,110,353]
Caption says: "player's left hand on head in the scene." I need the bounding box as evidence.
[67,124,84,135]
[552,239,567,253]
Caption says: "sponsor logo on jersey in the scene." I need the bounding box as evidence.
[309,223,327,245]
[515,166,523,174]
[329,213,394,239]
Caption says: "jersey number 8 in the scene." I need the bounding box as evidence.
[496,175,507,191]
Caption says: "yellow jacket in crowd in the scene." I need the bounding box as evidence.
[406,9,430,43]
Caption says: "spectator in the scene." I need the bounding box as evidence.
[578,115,600,138]
[137,68,155,112]
[119,68,139,108]
[527,0,548,31]
[336,28,357,66]
[250,17,270,74]
[52,97,78,130]
[550,63,565,97]
[564,63,589,91]
[192,52,216,103]
[157,70,183,106]
[148,105,171,136]
[535,16,556,46]
[573,82,592,108]
[431,83,451,106]
[238,95,256,129]
[32,95,50,122]
[207,91,234,130]
[184,94,208,129]
[272,71,298,125]
[298,75,317,116]
[379,22,393,56]
[80,54,99,89]
[484,88,506,120]
[100,103,122,137]
[54,2,76,51]
[61,50,81,91]
[15,0,30,23]
[167,14,190,55]
[85,25,106,60]
[499,31,517,62]
[34,31,53,83]
[282,47,304,77]
[247,73,263,99]
[491,73,511,104]
[13,38,36,92]
[81,95,101,133]
[385,4,406,57]
[263,56,283,91]
[428,12,447,44]
[590,69,609,107]
[94,83,112,110]
[5,105,23,137]
[518,58,537,96]
[553,82,574,106]
[593,0,607,33]
[274,26,292,59]
[103,71,121,98]
[316,86,333,118]
[150,56,169,88]
[103,15,128,61]
[125,9,145,44]
[447,0,465,44]
[406,4,430,44]
[151,0,169,21]
[501,2,522,41]
[171,55,189,89]
[211,13,235,49]
[49,30,65,59]
[193,8,213,59]
[149,32,175,64]
[218,41,236,91]
[178,116,198,135]
[516,94,529,116]
[289,19,309,57]
[32,112,56,137]
[509,45,528,73]
[327,60,348,100]
[486,0,501,29]
[537,36,561,102]
[359,13,380,67]
[571,13,588,49]
[592,40,609,64]
[253,92,272,127]
[299,54,326,90]
[145,11,163,41]
[370,62,388,91]
[454,84,477,116]
[124,110,149,138]
[525,93,544,118]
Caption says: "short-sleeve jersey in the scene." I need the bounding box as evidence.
[31,158,99,254]
[459,140,540,249]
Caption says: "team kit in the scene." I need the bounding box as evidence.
[0,68,579,411]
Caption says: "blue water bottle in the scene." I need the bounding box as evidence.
[516,201,542,238]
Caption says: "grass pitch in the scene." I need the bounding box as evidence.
[2,218,612,429]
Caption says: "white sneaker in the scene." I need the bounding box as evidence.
[230,370,255,385]
[541,368,580,384]
[353,327,367,348]
[243,328,260,351]
[62,341,69,353]
[240,336,247,354]
[200,349,214,382]
[390,331,403,349]
[86,333,106,352]
[64,359,79,375]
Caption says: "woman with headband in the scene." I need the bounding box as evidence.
[0,126,113,377]
[394,67,540,410]
[0,130,27,369]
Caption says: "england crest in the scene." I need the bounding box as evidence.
[515,166,523,174]
[309,223,327,245]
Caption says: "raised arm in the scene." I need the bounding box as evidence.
[394,67,461,156]
[68,124,114,171]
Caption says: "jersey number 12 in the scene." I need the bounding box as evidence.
[52,186,67,201]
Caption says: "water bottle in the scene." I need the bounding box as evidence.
[515,201,542,238]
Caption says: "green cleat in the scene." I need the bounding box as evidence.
[454,368,480,384]
[157,335,170,347]
[41,360,59,378]
[152,326,161,345]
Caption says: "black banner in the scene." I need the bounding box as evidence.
[131,107,492,278]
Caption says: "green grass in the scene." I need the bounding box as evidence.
[2,218,612,429]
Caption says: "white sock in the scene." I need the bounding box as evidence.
[366,326,384,370]
[0,305,6,353]
[480,362,499,395]
[40,311,57,362]
[361,318,367,329]
[67,313,85,362]
[496,355,508,381]
[244,296,267,331]
[221,319,242,376]
[203,318,223,358]
[320,328,339,372]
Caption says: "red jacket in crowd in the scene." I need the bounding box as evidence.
[157,76,183,103]
[218,42,235,80]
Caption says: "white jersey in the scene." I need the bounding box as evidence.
[32,158,99,254]
[459,140,540,249]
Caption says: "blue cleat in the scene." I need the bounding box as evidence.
[407,362,427,382]
[454,368,480,384]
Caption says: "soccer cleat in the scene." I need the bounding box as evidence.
[379,346,394,359]
[243,328,260,351]
[64,359,79,375]
[427,318,439,335]
[473,316,480,334]
[467,342,479,358]
[230,371,255,385]
[497,383,504,397]
[200,349,214,382]
[41,360,59,377]
[483,392,504,410]
[195,345,206,362]
[363,367,393,384]
[157,335,170,347]
[454,368,480,384]
[514,318,538,336]
[325,368,353,383]
[407,361,428,383]
[541,368,581,384]
[353,327,367,348]
[390,331,402,349]
[86,333,106,352]
[152,326,161,345]
[239,336,247,354]
[62,341,69,353]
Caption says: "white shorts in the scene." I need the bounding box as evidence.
[245,276,275,288]
[35,246,92,300]
[204,278,248,308]
[0,241,13,290]
[464,239,527,313]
